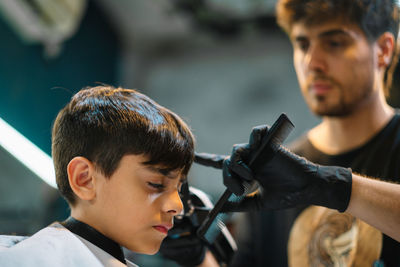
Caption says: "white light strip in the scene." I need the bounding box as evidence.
[0,117,56,188]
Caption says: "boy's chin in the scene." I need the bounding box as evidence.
[126,241,162,255]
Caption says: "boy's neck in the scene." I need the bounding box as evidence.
[308,92,394,155]
[61,217,126,264]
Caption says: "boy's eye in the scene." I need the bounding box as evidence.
[147,182,165,190]
[177,182,183,192]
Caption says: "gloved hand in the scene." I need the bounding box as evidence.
[195,125,353,212]
[159,181,208,266]
[194,152,251,196]
[159,216,206,266]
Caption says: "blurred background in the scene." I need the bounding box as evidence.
[0,0,398,265]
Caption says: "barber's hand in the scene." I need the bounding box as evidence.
[194,152,252,196]
[159,216,206,266]
[196,125,352,212]
[194,125,273,196]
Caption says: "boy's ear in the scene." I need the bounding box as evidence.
[67,157,97,201]
[377,32,395,68]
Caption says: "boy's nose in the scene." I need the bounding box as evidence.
[164,190,184,215]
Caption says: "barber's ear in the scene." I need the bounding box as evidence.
[67,157,97,201]
[377,32,395,68]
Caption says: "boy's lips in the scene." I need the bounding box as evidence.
[153,223,173,235]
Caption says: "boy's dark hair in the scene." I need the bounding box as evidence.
[276,0,400,96]
[52,86,195,205]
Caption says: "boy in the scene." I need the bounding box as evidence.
[0,86,195,266]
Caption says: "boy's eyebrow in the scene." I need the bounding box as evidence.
[145,165,182,179]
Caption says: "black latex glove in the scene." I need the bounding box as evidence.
[159,216,206,266]
[195,125,352,212]
[194,152,252,196]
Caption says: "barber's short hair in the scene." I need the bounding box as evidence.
[52,86,195,205]
[276,0,400,95]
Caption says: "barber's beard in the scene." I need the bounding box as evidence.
[305,78,373,118]
[313,88,374,117]
[311,95,353,117]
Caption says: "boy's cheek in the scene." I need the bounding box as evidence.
[147,192,163,203]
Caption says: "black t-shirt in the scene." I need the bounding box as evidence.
[231,113,400,267]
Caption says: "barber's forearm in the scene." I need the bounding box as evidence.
[346,174,400,242]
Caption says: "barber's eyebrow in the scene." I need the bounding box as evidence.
[294,36,308,42]
[294,29,351,42]
[318,29,351,38]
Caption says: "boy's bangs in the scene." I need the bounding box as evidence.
[142,122,194,176]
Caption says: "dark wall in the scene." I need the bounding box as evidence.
[0,1,120,155]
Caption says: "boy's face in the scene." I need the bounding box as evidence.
[91,154,184,254]
[290,20,379,117]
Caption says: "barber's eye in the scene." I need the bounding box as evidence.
[148,182,165,190]
[324,39,346,50]
[329,41,342,47]
[296,40,309,51]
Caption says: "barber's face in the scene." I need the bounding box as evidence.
[290,20,379,117]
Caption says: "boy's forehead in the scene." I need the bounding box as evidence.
[145,165,183,179]
[121,154,185,179]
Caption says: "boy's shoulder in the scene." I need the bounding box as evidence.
[0,223,123,267]
[0,235,28,250]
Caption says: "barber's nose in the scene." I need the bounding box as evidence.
[163,190,183,215]
[306,44,327,73]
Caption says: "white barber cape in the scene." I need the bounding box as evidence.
[0,223,138,267]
